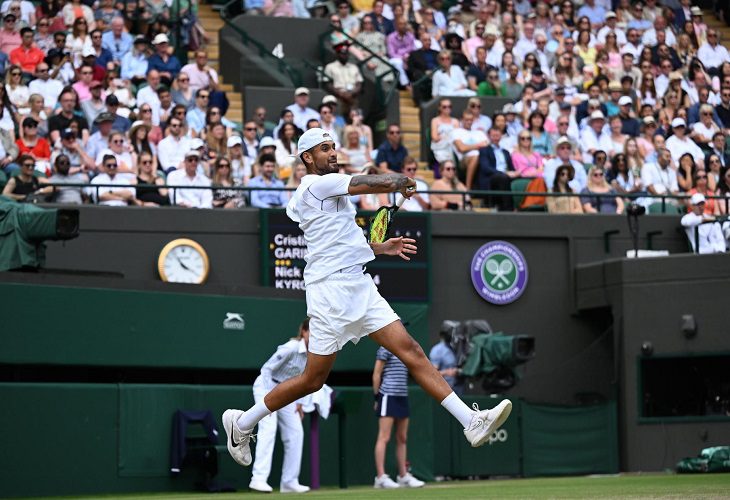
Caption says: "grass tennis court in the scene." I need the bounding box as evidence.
[30,473,730,500]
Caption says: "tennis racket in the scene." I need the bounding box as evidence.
[368,191,412,244]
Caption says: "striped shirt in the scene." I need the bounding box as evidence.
[260,338,308,386]
[376,347,408,396]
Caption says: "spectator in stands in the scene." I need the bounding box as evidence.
[386,17,415,88]
[690,104,722,149]
[376,123,407,173]
[128,119,155,168]
[166,149,212,208]
[707,132,730,169]
[452,109,488,183]
[274,121,297,171]
[406,29,439,104]
[16,115,50,169]
[9,27,43,75]
[608,153,643,196]
[318,103,341,149]
[2,154,42,200]
[697,30,730,77]
[211,156,244,209]
[366,0,394,36]
[48,89,89,145]
[0,119,16,173]
[512,130,544,179]
[45,153,87,204]
[641,146,680,201]
[147,33,180,86]
[82,80,107,124]
[286,87,319,132]
[248,152,287,208]
[580,111,612,164]
[346,107,373,151]
[226,135,247,184]
[430,159,469,211]
[101,17,131,65]
[544,136,587,193]
[52,127,94,174]
[665,117,705,167]
[89,29,112,68]
[547,164,583,214]
[252,106,275,139]
[180,50,227,112]
[475,127,516,210]
[89,154,140,206]
[96,130,134,176]
[33,16,53,53]
[391,156,429,211]
[135,150,168,206]
[0,14,21,55]
[105,95,131,133]
[580,166,624,214]
[324,42,363,115]
[28,61,62,112]
[431,49,475,98]
[120,35,149,86]
[5,64,28,114]
[340,125,371,167]
[429,98,458,166]
[687,86,722,127]
[687,168,718,216]
[185,88,209,136]
[157,116,191,173]
[681,192,726,253]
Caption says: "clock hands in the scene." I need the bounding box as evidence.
[177,256,191,271]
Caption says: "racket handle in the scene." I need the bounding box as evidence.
[396,195,407,208]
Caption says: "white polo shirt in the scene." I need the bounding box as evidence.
[286,173,374,284]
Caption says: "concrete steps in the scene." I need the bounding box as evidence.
[399,90,423,172]
[194,2,244,124]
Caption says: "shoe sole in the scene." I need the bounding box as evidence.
[471,399,512,448]
[222,409,252,467]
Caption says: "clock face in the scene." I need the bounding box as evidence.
[161,243,208,284]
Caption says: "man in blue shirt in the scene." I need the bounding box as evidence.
[186,89,209,135]
[248,153,288,208]
[147,33,181,86]
[577,0,606,29]
[429,331,463,396]
[375,124,408,173]
[101,17,133,64]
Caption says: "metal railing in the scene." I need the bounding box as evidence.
[28,182,730,214]
[318,27,399,109]
[220,0,304,87]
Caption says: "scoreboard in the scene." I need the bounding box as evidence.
[260,209,431,302]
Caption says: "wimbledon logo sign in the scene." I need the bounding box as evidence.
[470,241,528,305]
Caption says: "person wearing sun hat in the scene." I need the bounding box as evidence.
[665,117,705,165]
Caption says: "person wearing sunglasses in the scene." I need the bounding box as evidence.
[89,154,141,206]
[1,153,44,201]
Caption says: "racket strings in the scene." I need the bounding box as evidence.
[370,210,389,243]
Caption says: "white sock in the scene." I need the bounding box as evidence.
[236,401,271,431]
[441,392,474,428]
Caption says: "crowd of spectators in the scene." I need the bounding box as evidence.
[2,0,730,252]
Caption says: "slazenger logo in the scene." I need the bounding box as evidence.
[471,241,528,305]
[488,429,508,445]
[223,313,245,330]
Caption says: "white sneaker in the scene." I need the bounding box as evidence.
[280,482,310,493]
[397,473,425,488]
[463,399,512,448]
[374,474,400,489]
[222,409,255,466]
[249,479,273,493]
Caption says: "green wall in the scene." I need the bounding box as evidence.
[0,283,427,372]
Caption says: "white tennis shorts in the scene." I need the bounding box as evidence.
[306,265,400,356]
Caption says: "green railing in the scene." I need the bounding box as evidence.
[318,27,399,109]
[220,0,304,87]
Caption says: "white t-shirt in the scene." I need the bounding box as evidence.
[451,128,487,160]
[287,173,374,284]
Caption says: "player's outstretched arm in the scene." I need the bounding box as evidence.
[349,173,416,196]
[370,237,417,261]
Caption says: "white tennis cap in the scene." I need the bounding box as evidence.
[690,193,706,205]
[227,135,242,148]
[589,110,606,121]
[259,136,276,148]
[672,117,687,128]
[618,96,633,106]
[297,127,334,153]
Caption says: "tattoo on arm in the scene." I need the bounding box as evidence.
[351,173,409,192]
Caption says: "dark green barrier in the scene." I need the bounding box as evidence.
[433,395,521,477]
[0,283,428,372]
[521,401,619,477]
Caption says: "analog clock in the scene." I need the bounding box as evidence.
[157,238,210,284]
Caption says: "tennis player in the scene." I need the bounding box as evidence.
[223,128,511,470]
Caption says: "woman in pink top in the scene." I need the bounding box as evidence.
[511,132,544,178]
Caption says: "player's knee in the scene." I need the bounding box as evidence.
[303,376,325,394]
[402,336,426,361]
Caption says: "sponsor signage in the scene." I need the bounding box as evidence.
[261,209,431,302]
[471,241,528,305]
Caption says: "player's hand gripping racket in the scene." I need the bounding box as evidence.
[368,188,415,244]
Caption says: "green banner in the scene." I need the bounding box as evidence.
[0,283,428,372]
